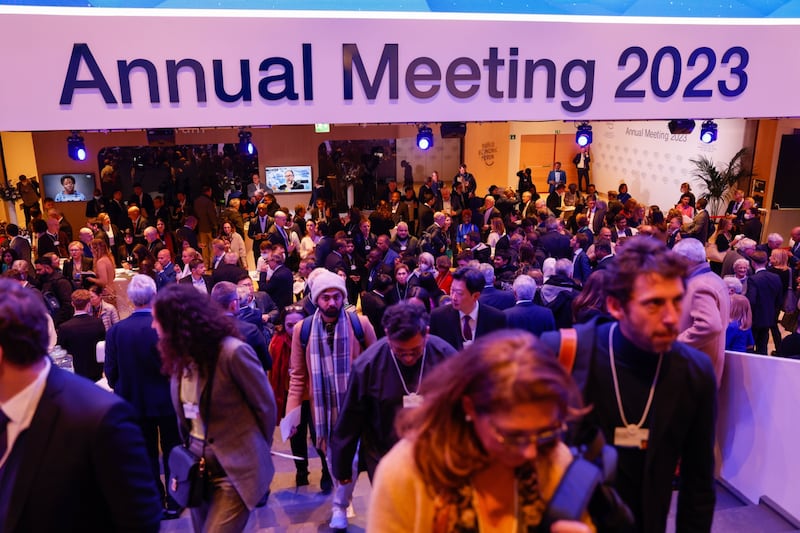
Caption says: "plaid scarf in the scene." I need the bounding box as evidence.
[308,308,352,449]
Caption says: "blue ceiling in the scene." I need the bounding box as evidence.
[2,0,800,17]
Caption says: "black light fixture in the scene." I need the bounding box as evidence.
[668,119,696,134]
[416,125,433,151]
[700,120,718,144]
[575,122,592,147]
[238,128,255,155]
[67,131,87,161]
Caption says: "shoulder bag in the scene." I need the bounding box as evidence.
[167,363,216,508]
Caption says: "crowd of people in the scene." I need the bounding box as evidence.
[1,157,800,532]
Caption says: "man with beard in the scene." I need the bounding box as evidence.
[286,270,376,531]
[541,236,717,533]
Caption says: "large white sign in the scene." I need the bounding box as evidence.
[1,7,799,130]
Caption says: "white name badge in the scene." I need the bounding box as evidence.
[183,402,200,419]
[614,425,649,449]
[403,393,424,409]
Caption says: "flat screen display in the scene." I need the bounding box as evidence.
[265,165,312,193]
[42,173,95,202]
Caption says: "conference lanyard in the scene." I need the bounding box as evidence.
[608,323,662,448]
[389,341,427,408]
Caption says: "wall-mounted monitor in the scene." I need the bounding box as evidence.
[42,173,95,202]
[266,165,312,193]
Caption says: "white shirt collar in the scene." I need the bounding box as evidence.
[0,358,51,467]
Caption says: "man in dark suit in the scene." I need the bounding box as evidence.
[248,203,272,267]
[211,282,272,372]
[746,251,784,354]
[429,266,506,351]
[538,217,572,259]
[107,188,127,229]
[725,189,745,216]
[360,273,392,339]
[151,195,170,225]
[0,279,162,532]
[477,263,516,311]
[267,211,291,250]
[104,274,182,518]
[571,233,593,285]
[212,252,247,287]
[34,257,74,327]
[546,183,566,219]
[504,274,557,336]
[55,289,106,381]
[389,191,409,227]
[175,215,199,251]
[179,258,213,294]
[417,194,436,238]
[261,245,294,311]
[128,183,155,218]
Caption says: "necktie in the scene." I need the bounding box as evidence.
[462,316,473,341]
[0,409,9,460]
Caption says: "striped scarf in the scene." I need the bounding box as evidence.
[308,308,351,449]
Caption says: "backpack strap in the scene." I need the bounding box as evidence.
[557,328,578,373]
[346,311,366,350]
[299,315,314,353]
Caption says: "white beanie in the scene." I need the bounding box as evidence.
[310,269,347,304]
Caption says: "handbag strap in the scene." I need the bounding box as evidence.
[198,358,217,462]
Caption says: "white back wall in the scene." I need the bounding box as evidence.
[590,119,750,214]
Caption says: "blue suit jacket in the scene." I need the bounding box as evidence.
[479,286,516,311]
[1,366,161,532]
[104,310,175,418]
[503,301,557,336]
[572,251,592,285]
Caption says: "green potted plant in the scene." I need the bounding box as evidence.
[690,148,753,216]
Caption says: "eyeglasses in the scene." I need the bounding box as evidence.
[388,340,426,360]
[484,418,565,452]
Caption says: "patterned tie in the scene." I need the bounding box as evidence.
[462,315,473,342]
[0,408,9,460]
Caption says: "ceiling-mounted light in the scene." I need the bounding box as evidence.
[416,125,433,151]
[668,119,696,135]
[700,120,718,144]
[238,128,255,155]
[67,131,87,161]
[575,122,592,147]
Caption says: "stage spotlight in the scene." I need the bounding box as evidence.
[416,125,433,151]
[67,132,87,161]
[238,129,255,155]
[700,120,718,144]
[575,122,592,147]
[668,119,696,135]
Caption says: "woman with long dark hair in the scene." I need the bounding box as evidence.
[153,284,276,532]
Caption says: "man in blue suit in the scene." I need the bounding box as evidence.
[105,274,182,519]
[0,279,162,532]
[477,263,516,311]
[155,248,178,291]
[504,275,557,336]
[571,232,593,285]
